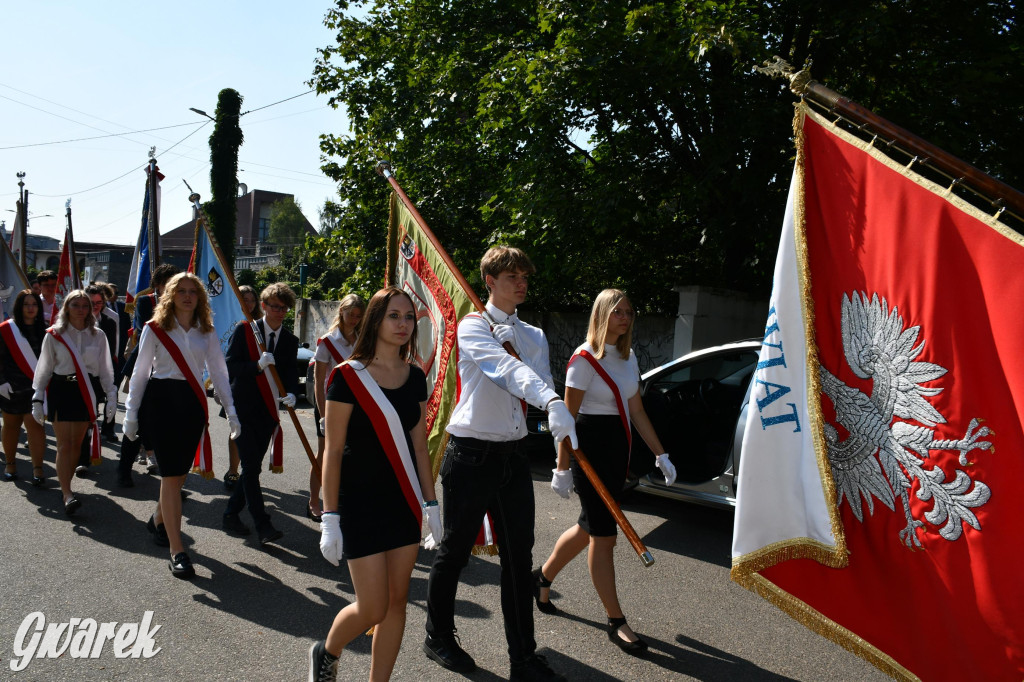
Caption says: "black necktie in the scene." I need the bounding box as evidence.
[267,331,276,354]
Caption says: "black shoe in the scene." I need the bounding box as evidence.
[169,552,195,580]
[223,472,239,490]
[308,640,339,682]
[222,513,252,536]
[31,470,45,488]
[75,465,90,478]
[3,466,17,482]
[258,524,284,546]
[607,617,649,655]
[306,504,322,523]
[117,471,134,488]
[103,432,120,444]
[423,633,476,673]
[510,653,567,682]
[147,514,170,547]
[64,495,82,516]
[532,567,558,615]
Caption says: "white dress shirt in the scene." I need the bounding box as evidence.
[566,342,640,417]
[446,301,558,442]
[124,320,235,420]
[314,328,355,364]
[32,325,116,401]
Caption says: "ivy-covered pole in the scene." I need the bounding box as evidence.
[206,88,244,267]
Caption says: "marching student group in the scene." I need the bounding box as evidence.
[0,246,678,682]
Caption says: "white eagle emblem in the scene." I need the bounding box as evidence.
[820,292,993,548]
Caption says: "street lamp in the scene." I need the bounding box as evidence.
[189,107,214,120]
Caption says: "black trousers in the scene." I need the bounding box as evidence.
[425,436,536,662]
[223,415,278,530]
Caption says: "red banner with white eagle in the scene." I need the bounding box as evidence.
[731,103,1024,680]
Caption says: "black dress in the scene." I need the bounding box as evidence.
[326,364,427,560]
[0,323,43,415]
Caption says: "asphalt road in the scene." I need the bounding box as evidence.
[0,399,888,681]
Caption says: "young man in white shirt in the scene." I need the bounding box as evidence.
[424,246,576,682]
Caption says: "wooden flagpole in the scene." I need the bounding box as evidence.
[187,190,320,476]
[759,58,1024,223]
[376,161,654,567]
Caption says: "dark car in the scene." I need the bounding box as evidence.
[298,345,315,404]
[628,340,761,508]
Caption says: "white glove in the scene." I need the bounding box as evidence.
[104,393,117,422]
[0,383,10,400]
[551,468,573,499]
[279,393,296,408]
[424,505,442,548]
[546,399,579,449]
[492,323,516,349]
[123,418,139,441]
[227,415,242,440]
[319,514,343,566]
[257,352,276,371]
[655,453,677,486]
[319,417,326,433]
[32,401,45,425]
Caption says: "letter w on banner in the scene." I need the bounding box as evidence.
[385,192,476,478]
[731,102,1024,680]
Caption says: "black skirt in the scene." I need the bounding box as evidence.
[571,414,630,537]
[46,374,97,422]
[0,386,36,415]
[139,378,205,477]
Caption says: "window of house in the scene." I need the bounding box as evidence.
[258,204,271,242]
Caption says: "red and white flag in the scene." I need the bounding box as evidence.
[732,103,1024,680]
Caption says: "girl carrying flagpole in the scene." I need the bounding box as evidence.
[31,290,117,515]
[310,286,442,682]
[532,289,677,655]
[124,273,241,579]
[308,293,365,521]
[1,290,47,485]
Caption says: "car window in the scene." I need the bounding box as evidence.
[648,350,759,392]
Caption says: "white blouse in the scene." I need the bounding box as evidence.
[124,321,235,420]
[32,325,117,401]
[565,342,640,417]
[314,328,355,364]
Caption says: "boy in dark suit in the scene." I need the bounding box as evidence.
[222,282,300,545]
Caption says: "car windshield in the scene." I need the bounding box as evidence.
[649,350,759,390]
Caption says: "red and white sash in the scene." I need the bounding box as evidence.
[243,323,284,473]
[146,321,215,479]
[48,328,101,464]
[0,320,38,378]
[569,349,632,468]
[333,360,424,526]
[317,332,347,364]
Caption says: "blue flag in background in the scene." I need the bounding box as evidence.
[190,220,247,356]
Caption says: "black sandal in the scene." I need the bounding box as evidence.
[607,617,648,655]
[532,567,558,615]
[2,463,17,482]
[31,467,45,487]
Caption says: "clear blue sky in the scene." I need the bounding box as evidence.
[1,1,347,247]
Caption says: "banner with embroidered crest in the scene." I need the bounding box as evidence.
[0,221,30,319]
[385,190,476,479]
[188,217,247,358]
[731,102,1024,680]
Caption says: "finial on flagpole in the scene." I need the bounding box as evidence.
[65,198,72,210]
[375,160,394,179]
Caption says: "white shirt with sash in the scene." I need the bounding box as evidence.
[315,328,354,365]
[566,342,640,419]
[446,301,558,442]
[124,320,234,420]
[32,324,116,403]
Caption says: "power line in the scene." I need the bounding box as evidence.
[32,122,211,198]
[0,120,206,151]
[241,90,314,116]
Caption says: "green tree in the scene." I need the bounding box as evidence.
[267,197,310,254]
[206,88,244,267]
[311,0,1022,314]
